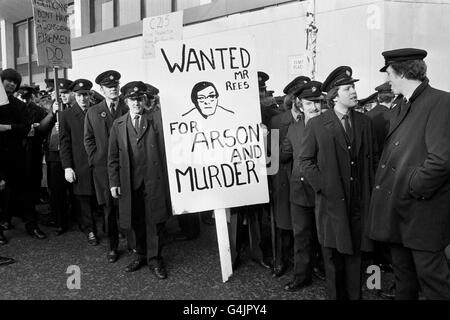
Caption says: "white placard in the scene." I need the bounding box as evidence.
[288,54,308,76]
[155,34,270,215]
[142,11,183,59]
[0,81,8,106]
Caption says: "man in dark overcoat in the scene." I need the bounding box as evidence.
[299,66,377,299]
[59,79,98,245]
[281,80,323,291]
[269,75,310,277]
[84,70,129,263]
[108,81,169,279]
[368,48,450,300]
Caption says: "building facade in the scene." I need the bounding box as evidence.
[1,0,450,97]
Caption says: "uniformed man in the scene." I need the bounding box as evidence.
[16,85,50,239]
[258,71,281,127]
[368,48,450,300]
[43,78,74,235]
[282,80,324,291]
[365,81,396,154]
[299,66,377,299]
[84,70,129,262]
[144,83,160,111]
[269,75,310,277]
[59,79,98,245]
[108,81,170,279]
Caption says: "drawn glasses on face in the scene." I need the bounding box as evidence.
[197,94,218,103]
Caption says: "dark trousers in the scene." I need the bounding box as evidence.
[322,246,362,300]
[178,212,200,239]
[275,228,292,267]
[131,185,164,265]
[390,244,450,300]
[291,203,320,282]
[103,197,119,250]
[48,161,70,229]
[75,195,97,234]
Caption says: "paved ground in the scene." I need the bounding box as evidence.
[0,205,393,300]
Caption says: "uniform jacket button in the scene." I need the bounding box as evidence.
[375,185,380,190]
[381,164,386,169]
[394,141,400,146]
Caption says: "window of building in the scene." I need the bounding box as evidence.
[68,2,77,38]
[176,0,212,11]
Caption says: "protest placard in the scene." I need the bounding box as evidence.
[0,81,8,106]
[143,11,183,59]
[155,34,270,216]
[31,0,72,68]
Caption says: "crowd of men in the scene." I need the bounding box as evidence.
[0,47,449,300]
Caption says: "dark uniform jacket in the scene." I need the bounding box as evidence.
[365,104,391,155]
[299,109,377,255]
[84,99,128,205]
[59,103,94,196]
[45,102,72,162]
[368,80,450,252]
[269,110,296,229]
[281,118,315,208]
[108,110,169,229]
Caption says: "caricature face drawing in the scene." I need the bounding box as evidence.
[196,86,219,117]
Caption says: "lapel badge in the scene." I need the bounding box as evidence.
[100,111,107,118]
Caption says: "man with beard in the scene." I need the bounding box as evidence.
[108,81,169,279]
[84,70,129,262]
[59,79,98,245]
[368,48,450,299]
[299,66,377,299]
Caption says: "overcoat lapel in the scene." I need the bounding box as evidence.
[323,110,348,153]
[352,110,363,154]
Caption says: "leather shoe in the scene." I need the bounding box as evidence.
[107,250,119,263]
[28,227,47,240]
[0,232,7,245]
[55,228,67,236]
[284,278,312,292]
[0,221,13,231]
[0,256,15,266]
[313,267,326,281]
[272,263,287,278]
[150,264,167,279]
[125,258,146,272]
[87,232,99,246]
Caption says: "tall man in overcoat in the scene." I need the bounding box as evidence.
[281,80,324,291]
[299,66,377,299]
[269,75,310,277]
[84,70,129,263]
[59,79,98,245]
[108,81,170,279]
[368,48,450,300]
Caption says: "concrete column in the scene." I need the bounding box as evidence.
[0,19,15,69]
[74,0,90,37]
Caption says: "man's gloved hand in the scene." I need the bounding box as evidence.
[110,186,121,199]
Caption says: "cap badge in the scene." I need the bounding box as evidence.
[134,87,138,92]
[346,70,351,76]
[79,83,84,87]
[312,86,317,93]
[60,83,63,87]
[109,75,114,80]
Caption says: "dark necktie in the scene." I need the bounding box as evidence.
[134,115,140,135]
[110,101,116,118]
[343,114,353,141]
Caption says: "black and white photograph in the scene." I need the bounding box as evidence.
[1,0,450,309]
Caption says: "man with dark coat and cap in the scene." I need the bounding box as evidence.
[0,69,43,241]
[84,70,129,262]
[258,71,281,127]
[42,78,75,235]
[365,81,396,154]
[108,81,170,279]
[269,75,310,278]
[59,79,99,245]
[281,80,324,291]
[299,66,377,299]
[368,48,450,300]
